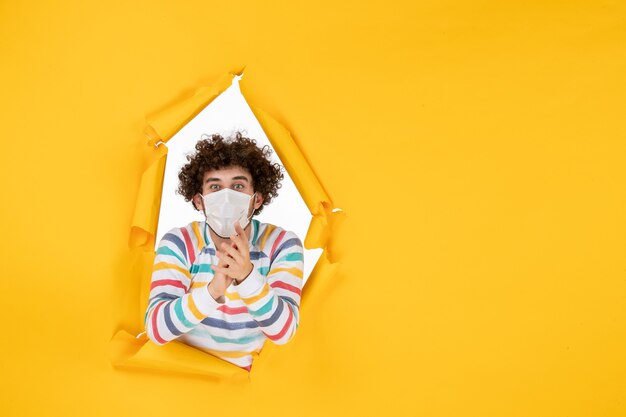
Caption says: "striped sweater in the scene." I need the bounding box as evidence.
[144,219,304,371]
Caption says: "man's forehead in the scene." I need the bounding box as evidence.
[202,166,252,181]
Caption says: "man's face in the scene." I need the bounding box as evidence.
[193,166,263,214]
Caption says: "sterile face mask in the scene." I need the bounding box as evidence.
[201,188,256,238]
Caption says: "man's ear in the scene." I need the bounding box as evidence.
[192,193,204,211]
[253,193,264,210]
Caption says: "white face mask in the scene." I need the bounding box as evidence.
[201,188,256,238]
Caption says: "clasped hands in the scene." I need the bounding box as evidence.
[207,222,254,301]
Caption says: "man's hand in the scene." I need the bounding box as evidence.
[214,222,253,284]
[207,257,234,301]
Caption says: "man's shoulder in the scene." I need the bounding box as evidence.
[158,221,205,248]
[254,220,297,238]
[161,220,202,236]
[253,220,302,252]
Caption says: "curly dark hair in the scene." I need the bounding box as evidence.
[177,131,284,215]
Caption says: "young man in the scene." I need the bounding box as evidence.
[144,132,304,372]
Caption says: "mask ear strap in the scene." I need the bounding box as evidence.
[246,192,257,221]
[197,192,206,212]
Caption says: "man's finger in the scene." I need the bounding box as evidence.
[220,242,244,265]
[215,249,234,267]
[213,265,229,275]
[234,221,248,238]
[232,222,249,250]
[229,232,245,253]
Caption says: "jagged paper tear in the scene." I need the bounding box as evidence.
[110,68,342,381]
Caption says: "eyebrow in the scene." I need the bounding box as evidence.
[205,175,250,183]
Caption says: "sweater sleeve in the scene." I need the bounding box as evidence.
[232,230,304,345]
[143,228,224,345]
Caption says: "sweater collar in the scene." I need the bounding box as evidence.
[202,219,259,250]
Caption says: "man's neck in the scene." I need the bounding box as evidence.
[208,222,253,251]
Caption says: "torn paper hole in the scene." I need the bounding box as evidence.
[116,69,341,381]
[154,76,321,285]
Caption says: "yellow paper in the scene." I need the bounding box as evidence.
[129,144,168,249]
[110,330,250,382]
[116,70,340,381]
[3,2,625,416]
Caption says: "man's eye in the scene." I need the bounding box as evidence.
[210,184,220,190]
[233,184,244,190]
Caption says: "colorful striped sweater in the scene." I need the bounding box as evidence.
[144,219,304,371]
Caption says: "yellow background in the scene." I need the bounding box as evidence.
[1,1,625,416]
